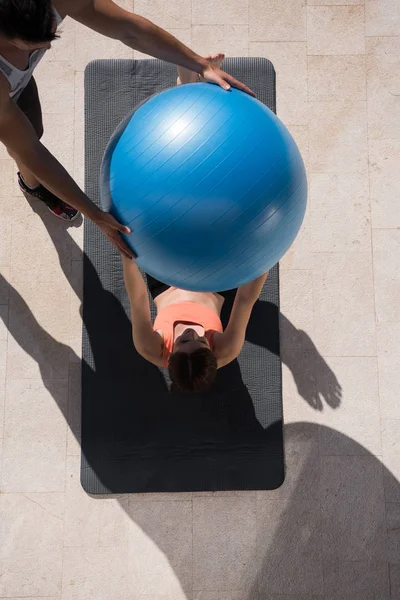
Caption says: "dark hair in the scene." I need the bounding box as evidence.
[168,347,217,393]
[0,0,59,43]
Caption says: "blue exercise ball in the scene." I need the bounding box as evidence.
[101,82,307,292]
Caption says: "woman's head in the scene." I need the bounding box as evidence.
[168,328,217,393]
[0,0,59,49]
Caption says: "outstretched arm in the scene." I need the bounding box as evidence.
[121,256,163,365]
[214,272,269,367]
[68,0,255,96]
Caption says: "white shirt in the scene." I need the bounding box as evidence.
[0,8,63,101]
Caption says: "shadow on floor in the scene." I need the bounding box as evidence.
[3,201,383,599]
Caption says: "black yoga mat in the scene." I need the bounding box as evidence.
[81,58,284,493]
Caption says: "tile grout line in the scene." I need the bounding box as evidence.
[362,8,381,450]
[305,4,325,596]
[60,18,78,598]
[363,12,390,594]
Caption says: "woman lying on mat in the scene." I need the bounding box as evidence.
[120,57,268,393]
[121,253,269,394]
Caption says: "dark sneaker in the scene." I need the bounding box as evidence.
[18,172,80,222]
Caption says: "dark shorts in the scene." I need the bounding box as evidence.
[15,77,44,139]
[145,273,236,302]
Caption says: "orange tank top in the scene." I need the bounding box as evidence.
[153,301,223,367]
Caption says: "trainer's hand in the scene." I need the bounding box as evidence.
[201,63,256,97]
[95,211,136,259]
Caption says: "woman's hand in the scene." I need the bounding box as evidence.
[94,211,136,259]
[201,63,256,97]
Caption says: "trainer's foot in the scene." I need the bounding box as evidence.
[18,172,80,222]
[177,53,225,86]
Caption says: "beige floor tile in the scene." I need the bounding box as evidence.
[67,363,81,455]
[193,0,248,26]
[0,266,10,304]
[194,592,258,600]
[50,15,75,62]
[318,357,381,456]
[366,0,400,36]
[0,493,63,597]
[308,0,361,4]
[134,28,192,60]
[135,0,192,29]
[323,559,390,599]
[126,499,192,595]
[307,6,365,55]
[391,565,400,600]
[0,159,22,199]
[73,71,84,194]
[309,173,371,252]
[320,456,386,561]
[257,428,324,595]
[286,124,309,170]
[0,339,5,441]
[377,323,400,420]
[249,0,306,42]
[308,101,368,174]
[5,275,71,381]
[41,112,75,176]
[64,455,130,547]
[7,328,70,381]
[382,420,400,485]
[35,61,75,115]
[279,207,314,270]
[192,490,256,498]
[193,496,257,591]
[10,205,72,282]
[312,252,376,356]
[282,347,343,421]
[68,222,84,265]
[373,229,400,324]
[0,304,8,343]
[249,43,307,125]
[129,492,193,501]
[62,546,134,600]
[0,339,6,385]
[366,37,400,140]
[369,139,400,229]
[192,26,249,58]
[2,379,68,492]
[0,139,9,159]
[0,386,4,440]
[257,596,325,600]
[0,222,12,270]
[8,276,71,343]
[280,269,314,343]
[74,23,134,71]
[308,55,366,103]
[136,596,193,600]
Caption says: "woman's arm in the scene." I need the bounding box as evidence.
[214,272,269,367]
[121,256,163,366]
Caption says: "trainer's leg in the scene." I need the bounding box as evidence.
[7,77,43,188]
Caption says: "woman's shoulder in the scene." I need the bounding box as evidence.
[139,330,165,368]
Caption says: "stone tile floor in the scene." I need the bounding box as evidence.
[0,0,399,597]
